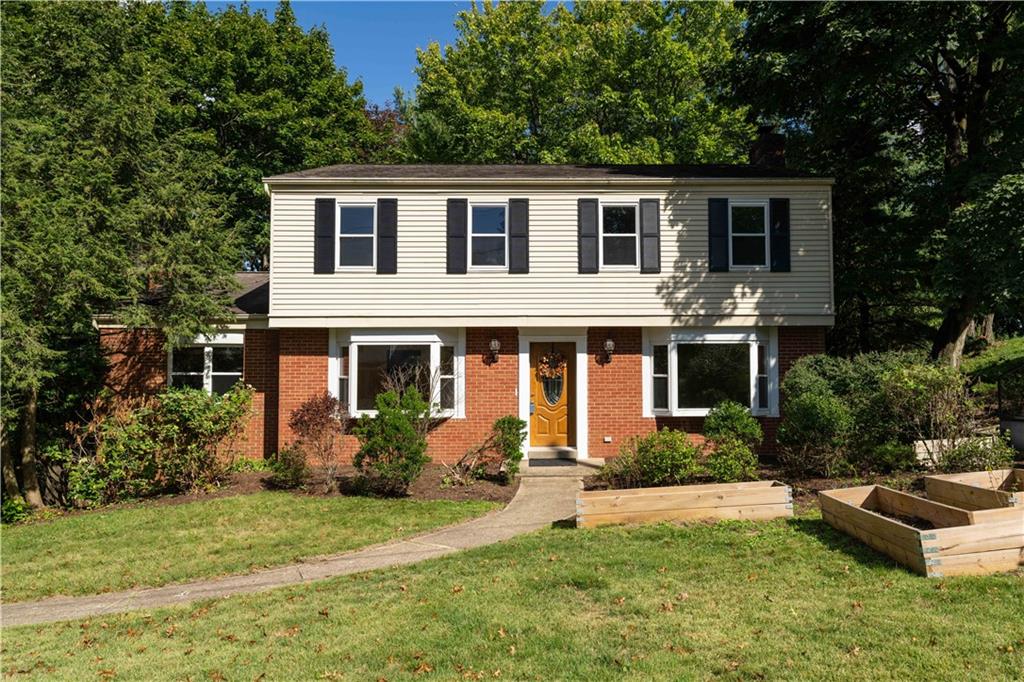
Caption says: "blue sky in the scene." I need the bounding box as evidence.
[205,1,471,106]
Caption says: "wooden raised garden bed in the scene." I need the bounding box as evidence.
[575,480,792,529]
[924,469,1023,523]
[820,485,1024,577]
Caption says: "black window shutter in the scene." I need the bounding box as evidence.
[508,198,529,274]
[578,198,599,274]
[707,198,729,272]
[639,198,661,274]
[376,198,398,274]
[446,198,467,274]
[770,198,791,272]
[314,198,335,274]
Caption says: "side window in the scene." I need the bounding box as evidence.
[470,204,507,268]
[729,202,768,268]
[601,204,639,267]
[171,345,242,395]
[652,345,669,411]
[338,204,375,268]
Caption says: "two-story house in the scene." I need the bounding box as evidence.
[98,164,834,463]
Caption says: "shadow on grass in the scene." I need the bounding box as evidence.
[786,516,909,573]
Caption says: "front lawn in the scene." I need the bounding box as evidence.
[1,493,497,603]
[4,515,1021,680]
[963,335,1024,382]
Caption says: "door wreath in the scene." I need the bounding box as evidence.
[537,350,567,378]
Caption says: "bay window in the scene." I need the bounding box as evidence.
[329,330,464,417]
[645,329,777,417]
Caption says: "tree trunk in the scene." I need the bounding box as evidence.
[981,312,995,343]
[2,431,22,502]
[18,387,45,508]
[931,299,976,368]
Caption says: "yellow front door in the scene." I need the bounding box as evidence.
[530,342,575,447]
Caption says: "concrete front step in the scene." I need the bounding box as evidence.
[520,457,604,478]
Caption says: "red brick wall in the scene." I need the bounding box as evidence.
[241,330,280,458]
[99,328,167,396]
[276,328,330,449]
[98,327,280,460]
[590,326,828,458]
[587,328,657,457]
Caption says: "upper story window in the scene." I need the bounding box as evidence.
[169,337,243,395]
[729,200,769,269]
[470,204,507,269]
[338,204,375,268]
[600,204,639,268]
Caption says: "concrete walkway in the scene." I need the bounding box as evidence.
[1,477,579,628]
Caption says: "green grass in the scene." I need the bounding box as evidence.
[4,515,1021,680]
[1,493,497,603]
[963,336,1024,382]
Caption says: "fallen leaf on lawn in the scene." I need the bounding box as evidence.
[399,584,408,592]
[98,669,116,680]
[657,566,667,574]
[849,645,861,657]
[274,626,301,638]
[497,627,507,638]
[548,555,558,562]
[659,602,675,613]
[508,645,516,656]
[746,573,758,582]
[675,592,689,602]
[413,661,433,675]
[452,585,464,594]
[209,671,226,681]
[613,597,625,605]
[319,608,330,618]
[851,601,863,613]
[253,674,265,682]
[319,673,344,680]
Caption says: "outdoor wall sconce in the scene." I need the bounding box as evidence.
[602,338,615,364]
[488,338,501,364]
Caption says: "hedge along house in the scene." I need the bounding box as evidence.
[97,164,835,464]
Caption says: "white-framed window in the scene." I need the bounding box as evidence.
[644,328,778,417]
[600,202,640,269]
[729,199,769,269]
[329,329,465,418]
[168,333,244,396]
[337,203,376,269]
[470,203,508,269]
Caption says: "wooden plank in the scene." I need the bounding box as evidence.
[926,519,1024,556]
[925,476,1015,511]
[927,469,1014,487]
[818,485,876,507]
[969,507,1024,524]
[821,508,926,575]
[819,489,924,554]
[578,487,790,516]
[576,503,792,528]
[579,480,774,500]
[873,486,972,528]
[930,548,1024,577]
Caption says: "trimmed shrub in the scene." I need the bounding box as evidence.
[867,441,919,473]
[703,437,758,483]
[937,436,1015,474]
[352,388,431,496]
[777,392,854,477]
[601,428,701,489]
[703,400,763,449]
[268,445,309,489]
[491,415,527,480]
[289,392,347,491]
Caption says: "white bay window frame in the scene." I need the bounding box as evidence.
[329,329,466,418]
[642,327,779,418]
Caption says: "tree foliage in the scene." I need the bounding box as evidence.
[0,1,388,505]
[405,0,753,164]
[732,2,1024,362]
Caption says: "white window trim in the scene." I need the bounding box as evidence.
[336,201,377,271]
[329,329,466,419]
[598,201,641,271]
[468,201,509,272]
[728,199,770,271]
[167,333,244,395]
[642,327,778,418]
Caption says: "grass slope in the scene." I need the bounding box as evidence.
[4,515,1021,680]
[963,336,1024,382]
[1,493,496,602]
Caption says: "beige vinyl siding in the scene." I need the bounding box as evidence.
[268,183,833,326]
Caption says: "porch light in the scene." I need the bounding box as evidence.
[603,338,615,364]
[488,338,501,363]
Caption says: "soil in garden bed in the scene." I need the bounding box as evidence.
[869,508,936,531]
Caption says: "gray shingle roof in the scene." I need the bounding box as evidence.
[265,163,823,182]
[230,272,268,315]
